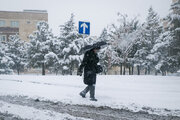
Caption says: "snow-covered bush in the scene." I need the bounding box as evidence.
[5,35,27,75]
[27,21,55,75]
[0,41,14,74]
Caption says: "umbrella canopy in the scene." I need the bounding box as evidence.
[80,41,107,53]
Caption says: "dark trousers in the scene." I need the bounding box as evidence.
[81,85,95,98]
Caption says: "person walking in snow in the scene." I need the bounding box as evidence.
[77,46,102,101]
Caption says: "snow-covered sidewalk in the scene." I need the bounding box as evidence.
[0,100,91,120]
[0,75,180,117]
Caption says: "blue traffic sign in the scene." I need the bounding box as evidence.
[79,21,90,35]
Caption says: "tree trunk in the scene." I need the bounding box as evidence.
[137,65,140,75]
[145,68,147,75]
[132,66,134,75]
[123,63,126,75]
[120,63,123,75]
[148,66,151,75]
[70,69,72,75]
[162,71,166,76]
[106,67,108,75]
[70,63,73,75]
[155,70,158,75]
[129,66,131,75]
[55,70,58,75]
[17,69,20,75]
[42,63,45,75]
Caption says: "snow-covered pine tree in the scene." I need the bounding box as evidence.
[27,21,55,75]
[5,35,27,75]
[144,7,162,74]
[59,13,81,75]
[150,0,180,75]
[134,7,161,75]
[149,30,174,75]
[67,38,83,75]
[46,37,64,75]
[98,28,112,74]
[169,0,180,72]
[0,40,14,74]
[133,26,147,75]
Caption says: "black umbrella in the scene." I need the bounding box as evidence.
[80,41,107,53]
[93,41,107,48]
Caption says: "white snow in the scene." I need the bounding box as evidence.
[0,75,180,118]
[175,27,180,31]
[0,101,91,120]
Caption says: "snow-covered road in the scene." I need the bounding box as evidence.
[0,95,180,120]
[0,75,180,119]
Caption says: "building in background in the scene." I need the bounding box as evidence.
[0,10,48,42]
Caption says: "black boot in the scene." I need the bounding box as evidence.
[79,92,85,98]
[90,97,97,101]
[89,85,97,101]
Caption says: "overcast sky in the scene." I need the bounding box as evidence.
[0,0,172,36]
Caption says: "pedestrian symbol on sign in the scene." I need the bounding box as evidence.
[79,21,90,35]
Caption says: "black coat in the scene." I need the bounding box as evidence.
[78,49,99,85]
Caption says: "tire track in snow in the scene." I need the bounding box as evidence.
[0,95,180,120]
[0,78,82,88]
[0,100,90,120]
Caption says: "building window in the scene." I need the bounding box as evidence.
[11,21,19,27]
[0,20,5,27]
[0,35,7,42]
